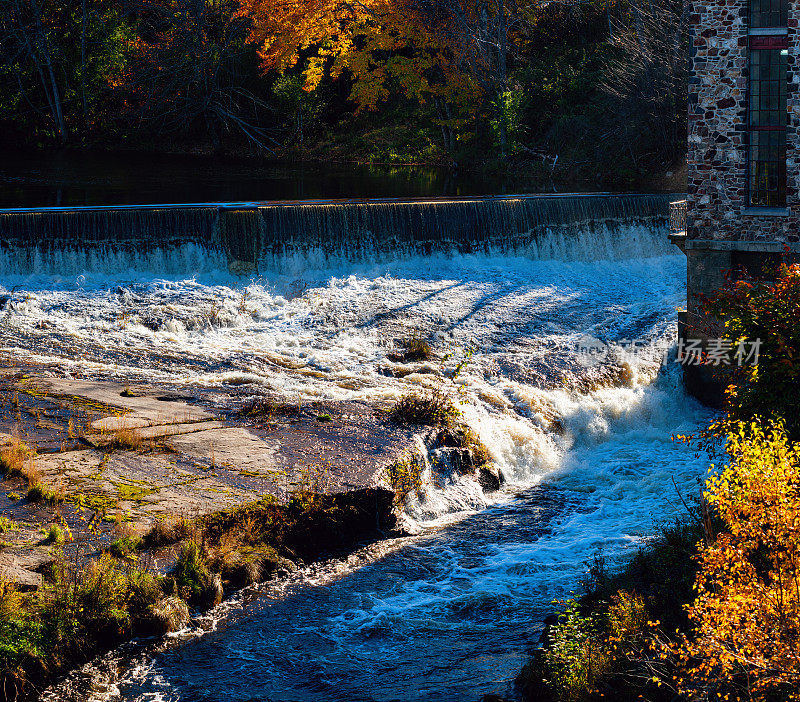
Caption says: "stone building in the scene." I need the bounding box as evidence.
[672,0,799,403]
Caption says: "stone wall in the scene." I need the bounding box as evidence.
[688,0,800,242]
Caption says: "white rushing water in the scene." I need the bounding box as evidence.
[17,220,712,701]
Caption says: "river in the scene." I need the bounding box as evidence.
[0,150,542,208]
[0,212,710,701]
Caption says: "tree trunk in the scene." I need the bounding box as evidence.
[497,0,509,156]
[81,0,88,126]
[30,0,67,142]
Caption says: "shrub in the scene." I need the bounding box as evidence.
[674,421,800,700]
[390,389,459,426]
[0,517,16,534]
[173,540,220,606]
[27,482,61,504]
[76,554,133,633]
[0,580,23,622]
[44,524,67,545]
[239,397,278,420]
[518,517,706,702]
[388,331,433,362]
[108,536,142,558]
[127,569,162,616]
[543,600,609,700]
[385,454,424,504]
[705,263,800,439]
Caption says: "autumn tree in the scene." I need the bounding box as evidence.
[237,0,503,151]
[674,422,800,701]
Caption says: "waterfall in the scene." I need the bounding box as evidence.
[0,194,678,276]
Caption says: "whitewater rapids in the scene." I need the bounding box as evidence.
[5,220,713,701]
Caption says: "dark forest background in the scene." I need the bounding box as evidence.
[0,0,688,189]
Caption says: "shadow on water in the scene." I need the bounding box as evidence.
[107,485,578,702]
[0,150,546,208]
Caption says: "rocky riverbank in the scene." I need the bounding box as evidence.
[0,358,498,699]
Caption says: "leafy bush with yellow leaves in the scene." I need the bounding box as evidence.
[675,421,800,701]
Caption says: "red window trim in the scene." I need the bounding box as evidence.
[749,35,789,49]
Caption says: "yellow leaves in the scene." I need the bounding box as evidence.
[675,421,800,700]
[239,0,484,115]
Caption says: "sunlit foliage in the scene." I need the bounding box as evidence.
[674,422,800,701]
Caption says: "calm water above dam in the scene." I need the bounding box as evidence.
[1,203,711,701]
[1,149,538,208]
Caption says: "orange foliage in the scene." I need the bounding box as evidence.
[237,0,482,118]
[674,422,800,701]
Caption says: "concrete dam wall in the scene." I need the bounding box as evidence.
[0,193,679,276]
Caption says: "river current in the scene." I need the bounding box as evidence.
[0,221,712,701]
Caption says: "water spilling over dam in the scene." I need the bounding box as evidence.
[3,192,709,701]
[0,193,676,276]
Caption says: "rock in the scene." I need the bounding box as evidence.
[32,378,215,431]
[538,614,560,646]
[0,547,53,590]
[478,463,503,492]
[451,447,477,475]
[276,557,297,576]
[259,553,279,579]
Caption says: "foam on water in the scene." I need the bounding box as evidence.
[23,221,712,700]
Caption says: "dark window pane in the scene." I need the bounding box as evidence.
[750,0,788,26]
[749,49,787,127]
[749,130,786,207]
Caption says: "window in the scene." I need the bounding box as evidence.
[747,29,788,207]
[749,130,786,207]
[750,0,788,29]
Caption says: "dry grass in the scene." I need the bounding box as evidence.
[0,439,56,499]
[149,596,189,633]
[390,389,459,426]
[388,331,434,362]
[146,516,195,547]
[0,438,31,477]
[113,519,138,539]
[102,428,145,451]
[403,334,433,361]
[239,397,278,420]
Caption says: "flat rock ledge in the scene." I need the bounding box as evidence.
[0,375,434,588]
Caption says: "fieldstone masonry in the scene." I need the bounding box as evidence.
[679,0,800,404]
[688,0,799,244]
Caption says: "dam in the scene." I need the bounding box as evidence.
[1,190,709,702]
[0,193,677,275]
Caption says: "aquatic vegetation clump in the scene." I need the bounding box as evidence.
[389,389,459,426]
